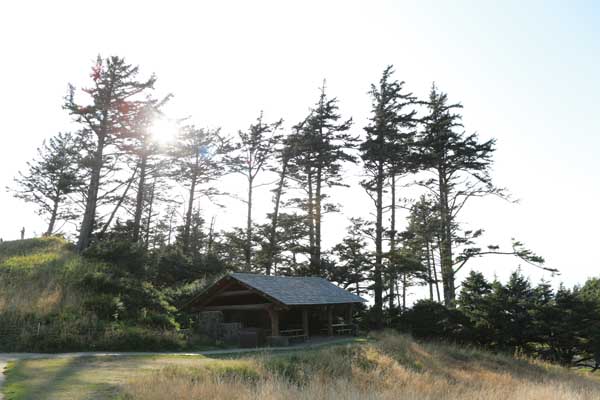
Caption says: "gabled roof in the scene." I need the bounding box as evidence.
[230,273,367,305]
[191,273,367,308]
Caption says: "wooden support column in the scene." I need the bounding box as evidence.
[345,303,354,324]
[267,307,280,336]
[302,308,309,337]
[327,305,333,336]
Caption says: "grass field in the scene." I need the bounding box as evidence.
[3,332,600,400]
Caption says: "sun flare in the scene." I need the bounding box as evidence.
[150,117,179,144]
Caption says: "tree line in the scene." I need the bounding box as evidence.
[10,55,552,328]
[402,271,600,371]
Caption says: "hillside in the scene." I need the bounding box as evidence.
[0,237,94,317]
[0,238,188,352]
[121,332,600,400]
[2,332,599,400]
[0,237,104,351]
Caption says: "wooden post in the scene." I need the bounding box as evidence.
[302,308,309,337]
[267,307,280,336]
[345,303,353,324]
[327,306,333,336]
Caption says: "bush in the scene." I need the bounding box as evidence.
[83,239,148,277]
[399,300,472,343]
[95,325,186,351]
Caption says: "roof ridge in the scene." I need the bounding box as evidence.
[231,272,325,279]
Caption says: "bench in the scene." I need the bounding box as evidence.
[320,324,356,336]
[280,328,308,343]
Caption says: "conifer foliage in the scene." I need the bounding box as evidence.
[11,57,560,336]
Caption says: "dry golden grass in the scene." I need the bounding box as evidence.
[122,332,600,400]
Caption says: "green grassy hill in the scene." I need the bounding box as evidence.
[0,238,185,352]
[0,237,98,317]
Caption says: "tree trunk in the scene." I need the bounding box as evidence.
[314,166,322,275]
[438,169,455,306]
[98,166,138,238]
[306,169,317,274]
[46,195,60,236]
[402,272,407,311]
[207,216,215,254]
[373,160,384,329]
[167,208,176,246]
[432,242,442,303]
[77,134,106,252]
[183,152,199,252]
[132,152,148,242]
[425,240,433,301]
[388,176,396,310]
[266,157,288,275]
[183,174,197,252]
[143,177,156,248]
[244,175,253,271]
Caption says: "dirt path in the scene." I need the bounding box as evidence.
[0,337,357,399]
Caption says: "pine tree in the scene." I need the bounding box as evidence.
[416,84,503,306]
[64,56,156,252]
[387,245,426,311]
[361,66,417,327]
[329,218,373,296]
[10,132,84,235]
[404,196,442,302]
[287,83,355,276]
[226,113,283,271]
[457,271,493,344]
[127,96,172,243]
[262,212,310,275]
[169,126,228,253]
[263,145,291,275]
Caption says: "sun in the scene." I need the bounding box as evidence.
[150,117,179,144]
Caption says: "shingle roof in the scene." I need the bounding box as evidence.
[230,273,367,305]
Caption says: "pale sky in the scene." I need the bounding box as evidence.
[1,1,599,298]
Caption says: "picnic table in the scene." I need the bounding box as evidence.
[320,323,355,336]
[280,328,308,342]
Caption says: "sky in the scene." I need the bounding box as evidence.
[0,0,599,299]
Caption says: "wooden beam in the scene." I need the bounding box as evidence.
[345,304,354,324]
[267,307,280,336]
[202,303,271,311]
[302,308,309,337]
[232,279,288,309]
[215,289,254,298]
[327,306,333,336]
[194,277,235,308]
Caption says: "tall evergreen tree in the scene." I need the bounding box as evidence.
[127,96,172,243]
[263,145,291,275]
[404,196,442,302]
[227,113,283,271]
[64,56,156,251]
[10,132,84,235]
[287,83,354,275]
[416,84,505,306]
[361,66,417,327]
[169,126,228,253]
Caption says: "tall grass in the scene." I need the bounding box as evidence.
[121,332,600,400]
[0,237,189,352]
[0,237,99,316]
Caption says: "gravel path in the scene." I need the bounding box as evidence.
[0,337,357,399]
